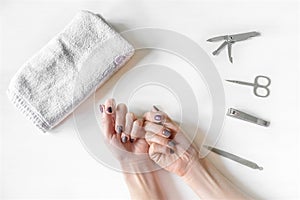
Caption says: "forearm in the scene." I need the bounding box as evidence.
[121,161,165,200]
[182,157,252,200]
[123,171,165,200]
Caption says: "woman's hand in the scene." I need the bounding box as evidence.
[100,99,166,200]
[100,98,149,160]
[100,98,159,173]
[143,109,198,176]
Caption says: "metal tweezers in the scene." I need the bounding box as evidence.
[207,31,260,63]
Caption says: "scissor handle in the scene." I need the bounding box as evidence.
[253,87,270,97]
[254,75,271,87]
[253,75,271,97]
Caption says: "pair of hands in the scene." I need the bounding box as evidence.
[100,99,251,200]
[100,98,198,176]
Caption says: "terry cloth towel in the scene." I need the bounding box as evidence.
[7,10,134,132]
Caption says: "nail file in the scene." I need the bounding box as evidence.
[204,145,263,170]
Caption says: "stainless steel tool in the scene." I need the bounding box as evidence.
[204,145,263,170]
[226,75,271,98]
[207,31,260,63]
[227,108,270,127]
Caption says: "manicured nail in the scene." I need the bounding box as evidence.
[162,129,171,137]
[117,125,123,134]
[99,105,104,113]
[107,106,112,113]
[170,149,175,154]
[168,140,176,147]
[121,136,128,143]
[130,138,135,143]
[154,115,162,121]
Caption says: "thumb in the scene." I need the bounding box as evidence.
[149,143,171,162]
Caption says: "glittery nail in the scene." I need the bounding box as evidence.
[162,129,171,137]
[170,149,175,154]
[117,125,123,134]
[107,107,112,113]
[154,115,162,121]
[121,136,128,143]
[168,140,176,147]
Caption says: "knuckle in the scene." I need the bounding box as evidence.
[133,119,142,127]
[126,112,135,119]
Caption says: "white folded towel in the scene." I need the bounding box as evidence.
[7,10,134,132]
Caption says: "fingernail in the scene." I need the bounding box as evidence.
[170,149,175,154]
[107,106,113,113]
[130,138,134,143]
[117,125,123,134]
[168,140,176,147]
[154,115,162,121]
[121,136,128,143]
[99,105,104,113]
[162,129,171,137]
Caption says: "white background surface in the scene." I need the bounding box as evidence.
[1,0,300,199]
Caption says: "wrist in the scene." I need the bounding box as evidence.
[119,153,157,173]
[121,164,165,200]
[181,157,251,199]
[181,156,206,182]
[176,145,200,177]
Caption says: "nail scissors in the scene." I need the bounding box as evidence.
[226,75,271,98]
[207,31,260,63]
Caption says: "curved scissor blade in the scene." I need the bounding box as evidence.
[207,35,227,42]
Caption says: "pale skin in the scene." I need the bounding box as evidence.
[100,98,252,200]
[100,98,165,200]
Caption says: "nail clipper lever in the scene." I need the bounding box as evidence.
[227,108,270,127]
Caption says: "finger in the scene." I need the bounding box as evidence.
[121,132,129,143]
[130,119,145,139]
[143,110,166,123]
[101,103,116,139]
[104,98,116,114]
[143,111,179,132]
[115,103,127,134]
[125,112,136,143]
[125,112,136,134]
[145,132,176,149]
[144,121,172,138]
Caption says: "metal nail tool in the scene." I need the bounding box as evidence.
[204,145,263,170]
[226,75,271,98]
[207,31,260,63]
[227,108,270,127]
